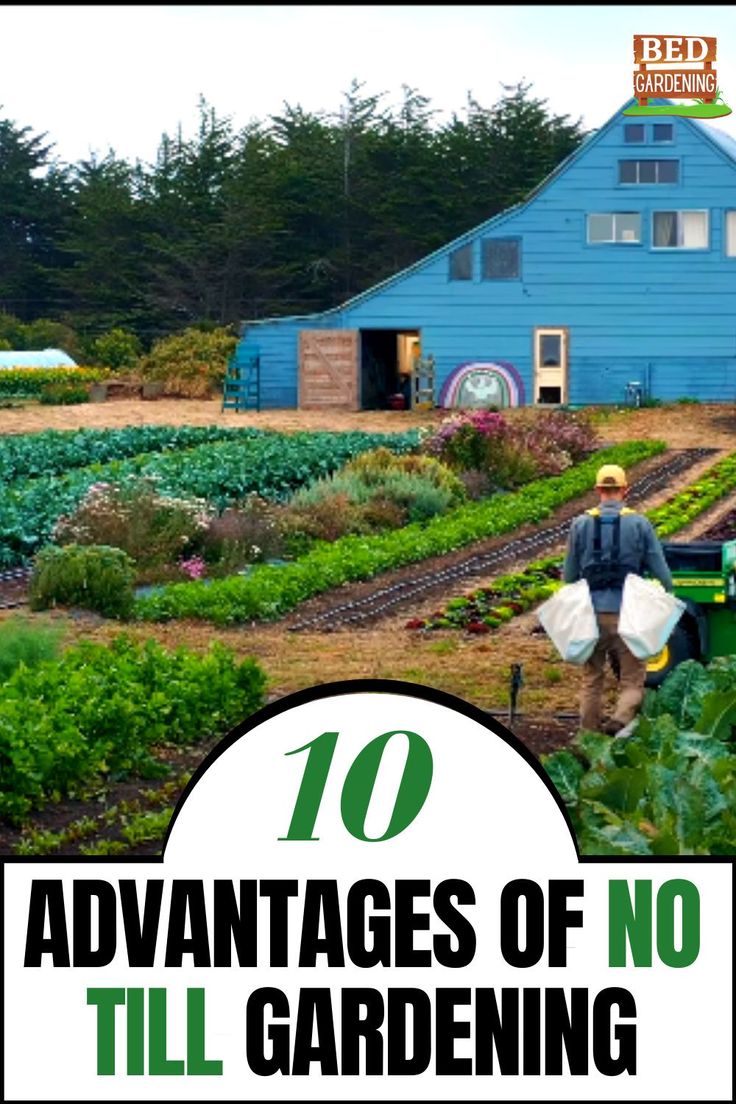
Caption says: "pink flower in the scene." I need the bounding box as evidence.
[180,555,206,580]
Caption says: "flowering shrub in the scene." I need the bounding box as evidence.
[180,555,207,580]
[200,498,286,574]
[53,478,211,584]
[422,408,598,488]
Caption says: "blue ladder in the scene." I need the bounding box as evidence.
[222,350,261,412]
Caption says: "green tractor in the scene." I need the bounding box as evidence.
[645,539,736,686]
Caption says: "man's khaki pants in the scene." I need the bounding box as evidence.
[580,611,647,732]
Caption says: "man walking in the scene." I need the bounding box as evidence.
[563,464,673,734]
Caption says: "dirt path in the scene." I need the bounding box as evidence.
[0,398,439,436]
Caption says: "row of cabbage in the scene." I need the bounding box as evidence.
[0,428,420,567]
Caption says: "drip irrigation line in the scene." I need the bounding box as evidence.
[289,448,716,632]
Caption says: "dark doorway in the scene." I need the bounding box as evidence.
[360,329,420,409]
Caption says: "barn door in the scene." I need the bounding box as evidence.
[299,330,359,410]
[534,327,569,404]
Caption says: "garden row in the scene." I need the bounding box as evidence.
[543,657,736,855]
[0,366,108,401]
[0,429,420,566]
[0,624,266,823]
[132,440,664,625]
[0,424,265,483]
[408,448,736,635]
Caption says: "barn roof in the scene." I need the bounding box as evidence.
[243,98,736,329]
[0,348,78,368]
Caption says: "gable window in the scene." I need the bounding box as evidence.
[652,210,708,249]
[619,159,679,184]
[725,211,736,256]
[624,123,645,143]
[653,123,674,143]
[449,242,473,280]
[482,237,520,279]
[587,212,641,243]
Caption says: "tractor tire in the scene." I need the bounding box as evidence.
[645,625,699,688]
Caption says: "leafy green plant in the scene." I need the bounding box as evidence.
[0,425,264,485]
[88,328,142,371]
[29,544,137,619]
[0,635,266,822]
[0,618,63,681]
[38,382,90,405]
[543,656,736,855]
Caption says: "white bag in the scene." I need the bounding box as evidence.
[618,573,686,659]
[536,578,599,664]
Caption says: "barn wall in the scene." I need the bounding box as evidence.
[236,111,736,407]
[237,314,338,408]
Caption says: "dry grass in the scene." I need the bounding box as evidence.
[0,398,440,436]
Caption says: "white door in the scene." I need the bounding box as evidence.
[534,328,568,404]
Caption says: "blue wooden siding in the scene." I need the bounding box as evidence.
[237,104,736,407]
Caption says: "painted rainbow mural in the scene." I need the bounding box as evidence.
[439,360,526,409]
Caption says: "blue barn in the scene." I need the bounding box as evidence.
[235,101,736,410]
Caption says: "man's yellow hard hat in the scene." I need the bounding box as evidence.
[595,464,628,488]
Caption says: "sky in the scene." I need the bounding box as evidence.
[2,4,736,166]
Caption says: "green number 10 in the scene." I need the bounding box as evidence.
[279,730,433,842]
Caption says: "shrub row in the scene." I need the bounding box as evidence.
[134,441,665,626]
[0,635,267,822]
[0,424,265,484]
[0,366,109,398]
[0,430,420,567]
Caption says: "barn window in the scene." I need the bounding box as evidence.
[624,124,645,143]
[652,210,708,249]
[587,212,641,243]
[449,243,473,280]
[619,159,679,184]
[726,211,736,256]
[482,238,521,279]
[653,123,674,143]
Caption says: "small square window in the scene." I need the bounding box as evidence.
[482,238,520,279]
[653,123,674,143]
[624,124,645,143]
[449,243,473,280]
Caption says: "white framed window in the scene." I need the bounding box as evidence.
[587,212,642,243]
[726,211,736,257]
[652,210,709,249]
[619,159,679,184]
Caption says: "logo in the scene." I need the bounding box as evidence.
[625,35,732,118]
